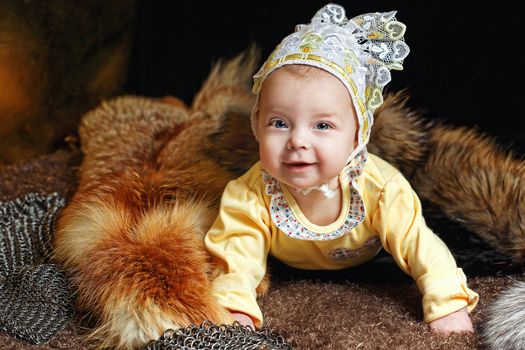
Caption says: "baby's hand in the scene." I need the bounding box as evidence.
[230,311,255,329]
[429,307,474,334]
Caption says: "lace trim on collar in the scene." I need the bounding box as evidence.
[262,150,368,240]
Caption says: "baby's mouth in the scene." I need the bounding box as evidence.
[283,162,315,171]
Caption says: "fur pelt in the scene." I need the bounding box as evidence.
[54,50,265,349]
[483,281,525,349]
[54,48,525,349]
[413,126,525,262]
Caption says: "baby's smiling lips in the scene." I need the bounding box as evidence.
[283,161,316,172]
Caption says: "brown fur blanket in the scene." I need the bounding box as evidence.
[0,150,523,349]
[2,51,525,349]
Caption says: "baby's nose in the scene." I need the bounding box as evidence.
[287,129,310,150]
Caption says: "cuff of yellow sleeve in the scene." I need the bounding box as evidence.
[417,268,479,323]
[212,280,264,327]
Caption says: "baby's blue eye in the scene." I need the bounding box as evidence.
[316,122,331,130]
[272,120,288,128]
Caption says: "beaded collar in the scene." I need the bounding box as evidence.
[262,150,368,240]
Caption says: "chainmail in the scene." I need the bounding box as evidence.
[0,192,64,271]
[0,192,74,344]
[144,321,293,350]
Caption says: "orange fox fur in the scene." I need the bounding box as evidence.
[54,48,525,349]
[54,50,265,349]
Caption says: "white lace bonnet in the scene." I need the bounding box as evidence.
[251,3,410,161]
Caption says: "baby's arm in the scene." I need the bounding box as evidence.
[204,175,272,328]
[428,307,474,334]
[371,173,478,329]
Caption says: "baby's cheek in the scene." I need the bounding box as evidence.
[259,142,277,171]
[319,148,349,173]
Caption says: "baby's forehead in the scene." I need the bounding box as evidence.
[261,64,354,102]
[263,64,348,91]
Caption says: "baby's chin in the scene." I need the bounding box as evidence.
[262,164,339,190]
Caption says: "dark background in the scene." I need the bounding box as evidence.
[126,1,523,152]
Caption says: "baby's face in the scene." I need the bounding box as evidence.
[256,65,358,190]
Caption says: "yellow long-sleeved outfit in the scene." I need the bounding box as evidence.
[204,152,478,327]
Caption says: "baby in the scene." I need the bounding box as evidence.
[204,3,478,334]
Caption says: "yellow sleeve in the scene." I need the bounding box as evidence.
[204,177,271,327]
[371,173,479,322]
